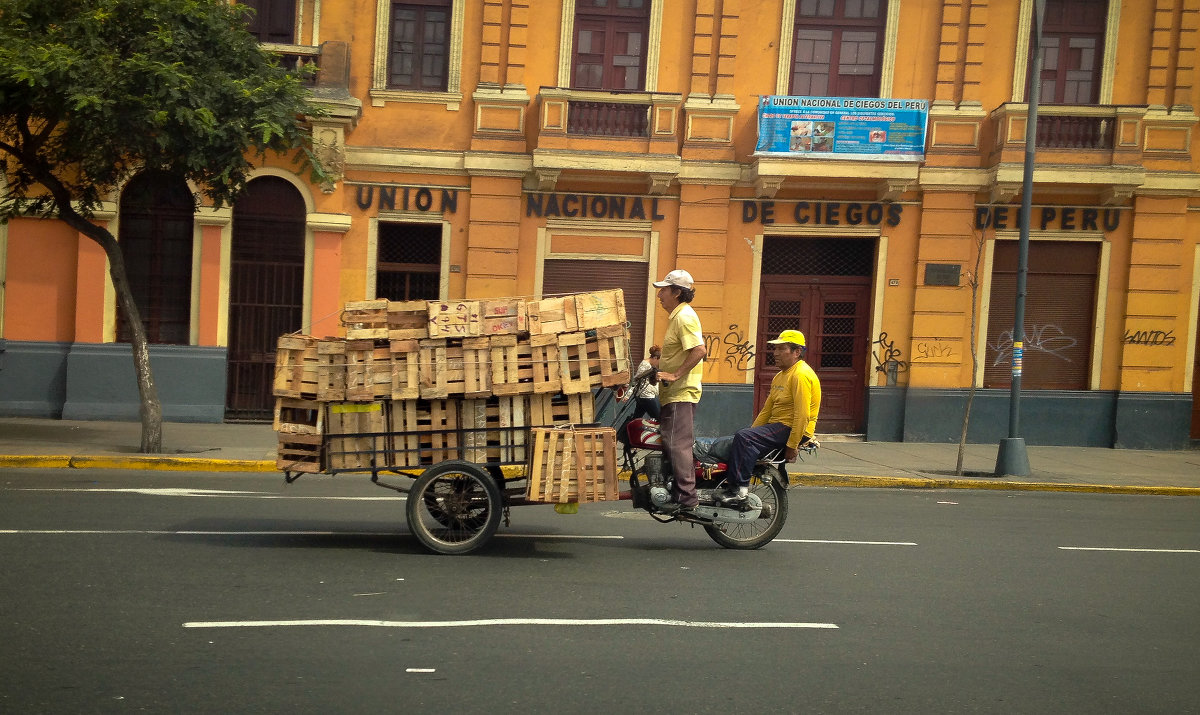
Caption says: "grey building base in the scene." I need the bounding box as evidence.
[0,340,71,418]
[0,340,228,423]
[866,387,1193,450]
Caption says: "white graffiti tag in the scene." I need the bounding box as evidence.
[988,324,1077,366]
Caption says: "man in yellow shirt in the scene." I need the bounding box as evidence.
[718,329,821,507]
[652,269,707,511]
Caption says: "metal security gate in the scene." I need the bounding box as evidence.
[755,238,874,433]
[226,177,306,420]
[542,259,649,368]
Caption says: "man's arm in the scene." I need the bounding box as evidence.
[657,343,706,383]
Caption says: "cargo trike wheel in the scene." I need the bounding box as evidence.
[406,461,502,555]
[704,465,789,550]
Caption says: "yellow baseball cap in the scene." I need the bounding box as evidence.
[767,329,806,347]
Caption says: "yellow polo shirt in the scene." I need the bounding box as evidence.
[659,303,704,405]
[752,359,822,448]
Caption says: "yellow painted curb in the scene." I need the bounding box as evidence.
[0,454,275,472]
[0,455,73,469]
[792,472,1200,496]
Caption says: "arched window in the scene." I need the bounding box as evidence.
[117,170,194,345]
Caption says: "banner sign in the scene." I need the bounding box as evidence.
[754,96,929,161]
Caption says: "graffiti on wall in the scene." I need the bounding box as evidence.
[988,325,1077,365]
[872,332,909,377]
[1123,329,1175,346]
[703,325,756,371]
[913,341,954,361]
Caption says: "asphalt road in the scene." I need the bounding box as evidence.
[2,468,1198,714]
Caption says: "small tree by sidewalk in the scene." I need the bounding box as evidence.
[957,226,987,476]
[0,0,327,452]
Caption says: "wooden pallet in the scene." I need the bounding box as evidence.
[557,331,592,395]
[527,392,594,427]
[345,340,391,401]
[344,299,390,340]
[273,397,324,435]
[527,295,578,335]
[481,298,528,335]
[390,398,460,466]
[273,335,319,399]
[387,300,429,340]
[529,333,562,393]
[389,339,420,399]
[575,289,627,330]
[326,401,388,470]
[588,324,632,387]
[317,339,348,401]
[489,335,534,396]
[428,300,483,338]
[418,338,449,399]
[460,395,528,463]
[277,433,324,473]
[525,426,618,503]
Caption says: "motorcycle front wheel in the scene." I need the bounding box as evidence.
[704,464,789,550]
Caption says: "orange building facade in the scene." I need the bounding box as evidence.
[1,0,1198,447]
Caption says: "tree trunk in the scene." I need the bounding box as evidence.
[57,205,163,453]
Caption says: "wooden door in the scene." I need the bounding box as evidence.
[755,278,871,433]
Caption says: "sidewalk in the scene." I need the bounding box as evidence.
[1,417,1198,495]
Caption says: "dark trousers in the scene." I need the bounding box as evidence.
[727,422,791,488]
[660,401,697,507]
[632,397,660,420]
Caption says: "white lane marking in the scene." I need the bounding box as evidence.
[184,618,838,630]
[1059,546,1200,553]
[406,668,437,673]
[776,539,918,546]
[12,488,404,501]
[0,529,616,540]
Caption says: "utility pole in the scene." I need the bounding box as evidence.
[995,0,1045,477]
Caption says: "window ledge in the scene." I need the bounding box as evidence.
[370,89,463,110]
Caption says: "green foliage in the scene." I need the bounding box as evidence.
[0,0,328,218]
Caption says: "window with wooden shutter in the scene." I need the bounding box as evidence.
[790,0,888,97]
[983,241,1099,390]
[388,0,452,91]
[242,0,297,44]
[1031,0,1107,105]
[116,170,194,345]
[542,259,648,370]
[571,0,649,91]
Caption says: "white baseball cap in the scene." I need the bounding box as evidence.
[652,269,694,289]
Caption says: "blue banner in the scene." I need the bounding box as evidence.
[754,96,929,161]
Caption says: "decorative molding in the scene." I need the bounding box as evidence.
[306,212,353,233]
[754,176,786,198]
[647,173,673,195]
[877,177,915,201]
[989,182,1021,204]
[534,168,561,191]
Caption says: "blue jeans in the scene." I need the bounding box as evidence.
[726,422,791,488]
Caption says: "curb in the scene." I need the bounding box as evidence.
[793,472,1200,497]
[0,455,276,472]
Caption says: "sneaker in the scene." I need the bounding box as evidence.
[715,488,746,507]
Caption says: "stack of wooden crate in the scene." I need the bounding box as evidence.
[273,290,630,494]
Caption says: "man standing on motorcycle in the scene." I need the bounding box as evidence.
[718,329,821,507]
[652,269,707,512]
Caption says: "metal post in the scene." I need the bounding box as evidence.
[996,0,1045,477]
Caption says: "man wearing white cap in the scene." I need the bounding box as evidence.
[718,329,821,508]
[651,269,707,511]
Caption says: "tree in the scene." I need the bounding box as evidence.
[956,226,987,476]
[0,0,326,452]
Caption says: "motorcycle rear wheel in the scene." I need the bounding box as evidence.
[704,465,789,550]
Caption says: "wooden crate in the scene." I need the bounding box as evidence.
[389,339,420,400]
[527,295,578,335]
[273,397,324,435]
[481,298,528,335]
[525,426,619,503]
[588,323,632,387]
[277,433,323,474]
[428,300,483,338]
[387,300,429,340]
[527,392,594,427]
[529,333,562,393]
[490,335,534,396]
[345,340,391,401]
[556,331,593,395]
[317,339,347,401]
[325,401,388,471]
[343,299,390,340]
[418,338,449,399]
[390,399,460,467]
[460,396,528,463]
[273,335,319,399]
[461,337,491,397]
[575,289,627,330]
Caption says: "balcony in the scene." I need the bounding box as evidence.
[261,42,322,86]
[532,88,683,193]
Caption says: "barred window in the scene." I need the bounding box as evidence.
[377,222,441,301]
[117,171,194,345]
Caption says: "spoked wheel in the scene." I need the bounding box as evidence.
[406,460,502,555]
[705,464,789,550]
